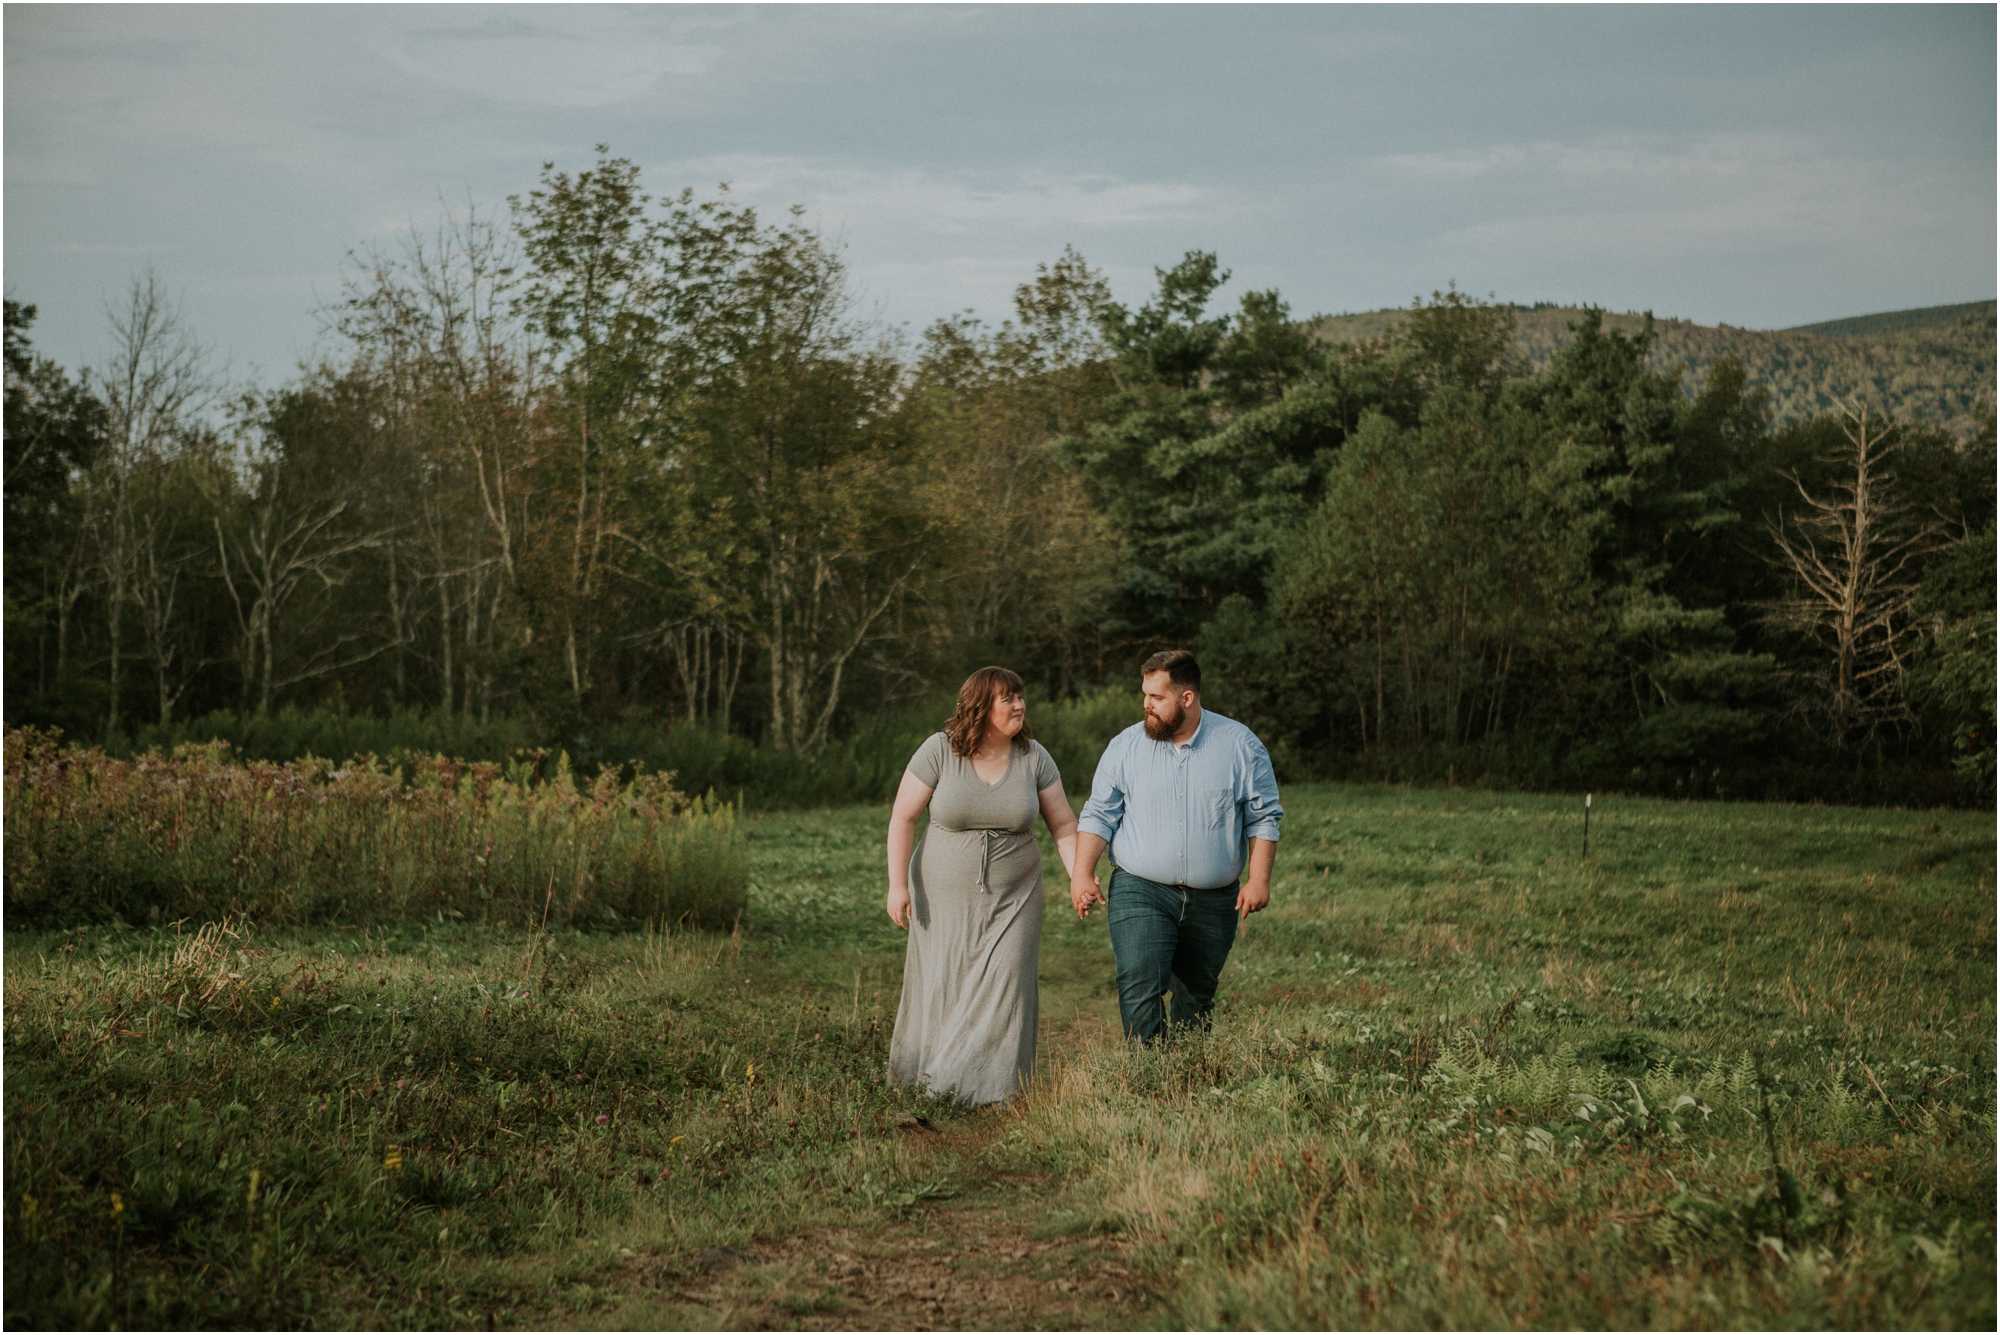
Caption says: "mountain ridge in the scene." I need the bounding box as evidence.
[1313,299,1995,439]
[1784,300,1993,339]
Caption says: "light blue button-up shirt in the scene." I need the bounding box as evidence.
[1077,709,1283,889]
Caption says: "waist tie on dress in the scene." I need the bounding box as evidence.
[928,825,1025,895]
[977,828,1005,894]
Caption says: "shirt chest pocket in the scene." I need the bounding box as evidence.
[1199,788,1234,830]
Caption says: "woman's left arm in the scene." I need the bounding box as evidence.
[1038,778,1081,879]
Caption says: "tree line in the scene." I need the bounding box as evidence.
[5,148,1992,802]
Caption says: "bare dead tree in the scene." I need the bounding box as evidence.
[130,434,229,725]
[1763,401,1944,748]
[212,396,402,717]
[93,271,219,738]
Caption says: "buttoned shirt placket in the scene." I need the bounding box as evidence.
[1172,719,1200,890]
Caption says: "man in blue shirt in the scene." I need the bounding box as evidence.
[1069,649,1283,1043]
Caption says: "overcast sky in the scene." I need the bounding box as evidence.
[5,3,1994,382]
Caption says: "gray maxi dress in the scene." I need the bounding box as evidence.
[888,732,1061,1106]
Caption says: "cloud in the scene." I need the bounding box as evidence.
[4,155,100,188]
[3,7,1988,374]
[662,156,1211,235]
[1364,129,1982,262]
[366,14,720,109]
[1372,130,1830,182]
[49,243,162,256]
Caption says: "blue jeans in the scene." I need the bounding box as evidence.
[1106,868,1239,1043]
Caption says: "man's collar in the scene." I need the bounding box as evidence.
[1174,709,1206,750]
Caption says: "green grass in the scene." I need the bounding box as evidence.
[5,783,1992,1328]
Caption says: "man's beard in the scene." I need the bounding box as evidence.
[1143,701,1182,741]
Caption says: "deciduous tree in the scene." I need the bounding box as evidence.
[94,272,219,738]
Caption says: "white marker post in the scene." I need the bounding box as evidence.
[1583,792,1593,860]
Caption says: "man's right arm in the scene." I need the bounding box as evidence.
[1070,737,1125,919]
[1068,832,1108,918]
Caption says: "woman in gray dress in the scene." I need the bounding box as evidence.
[884,667,1082,1106]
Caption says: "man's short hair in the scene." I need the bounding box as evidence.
[1141,648,1201,696]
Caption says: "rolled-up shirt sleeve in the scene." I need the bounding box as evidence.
[1076,740,1126,844]
[1242,737,1283,843]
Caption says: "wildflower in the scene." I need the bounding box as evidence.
[745,1063,756,1085]
[596,1113,610,1125]
[110,1193,124,1219]
[384,1144,403,1170]
[670,1135,684,1146]
[396,1078,407,1089]
[269,995,282,1012]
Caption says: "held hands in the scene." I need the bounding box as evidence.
[1068,871,1104,920]
[886,884,912,930]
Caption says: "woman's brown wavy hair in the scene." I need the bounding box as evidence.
[943,666,1031,758]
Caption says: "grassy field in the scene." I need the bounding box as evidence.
[6,782,1993,1329]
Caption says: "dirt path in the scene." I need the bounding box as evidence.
[576,1066,1160,1331]
[578,1175,1156,1331]
[653,1197,1151,1331]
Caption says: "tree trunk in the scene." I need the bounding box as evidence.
[387,541,407,706]
[1373,612,1386,750]
[717,626,745,736]
[105,543,126,739]
[438,567,455,716]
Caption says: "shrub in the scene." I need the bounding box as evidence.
[100,688,1147,814]
[582,706,936,809]
[125,706,538,769]
[591,688,1140,807]
[3,729,747,930]
[1029,687,1143,789]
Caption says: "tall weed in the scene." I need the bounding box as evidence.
[4,730,746,930]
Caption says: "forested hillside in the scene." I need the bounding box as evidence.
[1318,299,1996,441]
[1790,300,1992,339]
[5,150,1992,805]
